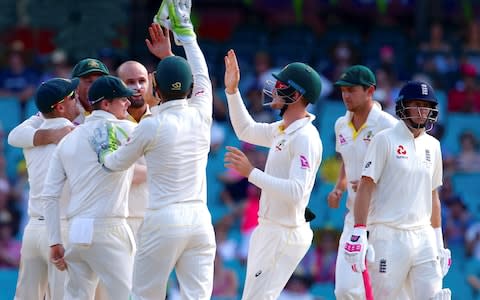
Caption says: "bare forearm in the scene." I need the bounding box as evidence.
[335,162,347,191]
[431,189,441,228]
[354,177,375,225]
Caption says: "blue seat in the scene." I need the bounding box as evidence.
[0,269,18,300]
[0,96,22,132]
[442,113,480,155]
[451,173,480,218]
[316,100,346,158]
[310,282,335,300]
[444,263,473,299]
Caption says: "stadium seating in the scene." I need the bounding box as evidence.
[0,270,18,300]
[309,282,335,300]
[452,173,480,219]
[316,100,346,159]
[0,97,22,132]
[442,113,480,155]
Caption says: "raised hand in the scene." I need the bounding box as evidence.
[224,49,240,95]
[146,23,173,59]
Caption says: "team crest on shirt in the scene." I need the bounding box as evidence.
[339,134,347,145]
[275,139,286,151]
[396,145,408,159]
[363,130,373,142]
[300,155,310,169]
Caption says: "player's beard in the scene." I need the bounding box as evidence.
[128,95,145,108]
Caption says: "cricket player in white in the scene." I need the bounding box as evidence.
[13,78,80,300]
[344,81,452,300]
[328,65,398,299]
[42,75,137,299]
[7,58,110,149]
[118,60,153,240]
[224,50,322,300]
[94,3,216,298]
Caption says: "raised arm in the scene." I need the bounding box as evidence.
[224,49,274,148]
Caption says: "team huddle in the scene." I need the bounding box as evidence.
[8,0,452,299]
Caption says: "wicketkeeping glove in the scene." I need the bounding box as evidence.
[153,0,196,45]
[344,225,372,273]
[88,122,120,164]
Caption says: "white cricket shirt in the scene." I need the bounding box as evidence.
[335,104,397,222]
[103,40,212,210]
[361,121,443,229]
[126,107,152,218]
[42,110,135,245]
[23,117,74,218]
[226,91,322,227]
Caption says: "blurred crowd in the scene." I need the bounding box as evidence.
[0,1,480,298]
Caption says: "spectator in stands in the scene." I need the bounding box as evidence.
[212,250,239,300]
[417,21,457,77]
[373,67,399,115]
[443,196,474,255]
[462,20,480,71]
[0,41,38,108]
[0,210,21,269]
[39,49,72,82]
[238,185,260,265]
[466,258,480,299]
[214,217,238,262]
[447,63,480,113]
[300,228,338,284]
[324,41,357,99]
[466,221,480,259]
[245,84,276,123]
[278,272,315,300]
[455,131,480,173]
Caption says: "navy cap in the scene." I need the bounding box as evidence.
[35,78,79,114]
[396,81,437,105]
[88,75,134,104]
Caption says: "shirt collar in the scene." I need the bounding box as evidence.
[280,113,316,135]
[151,99,188,115]
[85,110,118,122]
[127,105,152,123]
[41,117,74,129]
[396,120,427,139]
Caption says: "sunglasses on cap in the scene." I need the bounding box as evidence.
[51,91,76,109]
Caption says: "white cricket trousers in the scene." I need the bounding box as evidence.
[64,218,135,300]
[241,218,313,300]
[15,218,66,300]
[367,224,443,300]
[131,202,216,300]
[127,216,144,244]
[335,219,368,300]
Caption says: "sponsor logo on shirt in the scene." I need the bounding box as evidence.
[363,130,373,142]
[365,161,372,169]
[339,134,347,145]
[396,145,408,159]
[300,155,310,169]
[275,139,286,151]
[255,270,262,277]
[194,89,205,97]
